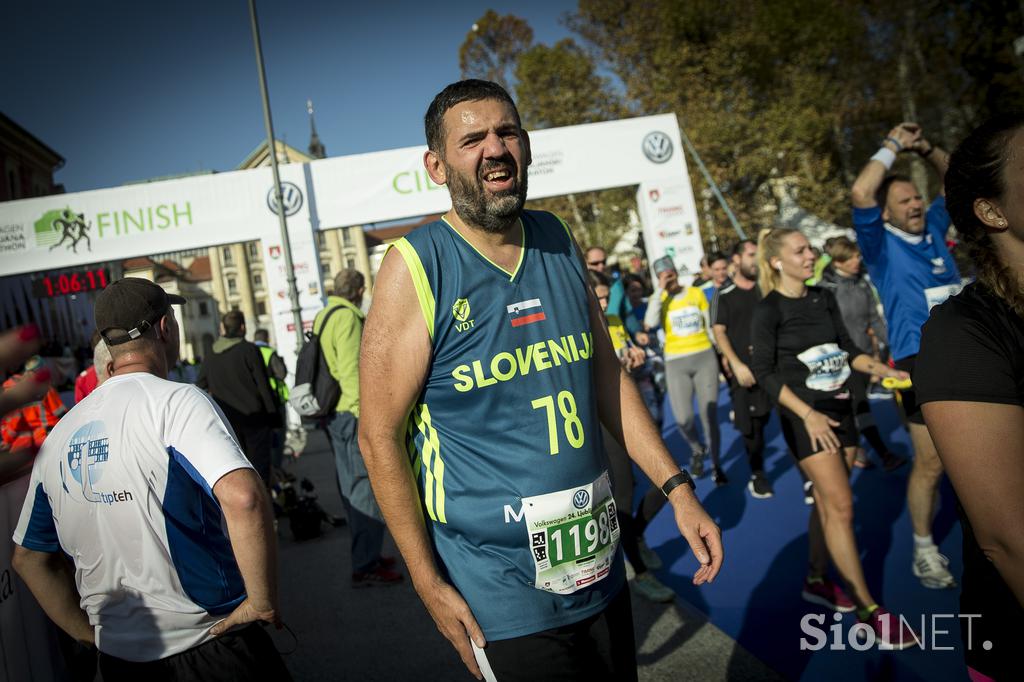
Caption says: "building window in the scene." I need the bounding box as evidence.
[227,277,237,294]
[346,257,356,270]
[231,304,240,312]
[342,227,352,246]
[198,301,209,316]
[248,242,261,260]
[253,273,263,288]
[222,246,234,265]
[321,261,332,278]
[256,300,267,316]
[316,231,327,251]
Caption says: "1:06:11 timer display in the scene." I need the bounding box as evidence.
[34,268,109,298]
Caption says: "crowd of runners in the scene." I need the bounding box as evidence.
[0,81,1020,682]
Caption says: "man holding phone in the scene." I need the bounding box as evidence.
[850,122,960,590]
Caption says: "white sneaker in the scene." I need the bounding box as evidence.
[803,480,814,505]
[912,547,957,589]
[632,572,675,603]
[638,538,663,570]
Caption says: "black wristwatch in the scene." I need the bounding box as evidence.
[660,470,696,498]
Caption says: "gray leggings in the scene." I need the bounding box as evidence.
[665,348,720,465]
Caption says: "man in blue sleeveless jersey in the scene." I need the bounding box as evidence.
[851,122,959,590]
[359,80,722,681]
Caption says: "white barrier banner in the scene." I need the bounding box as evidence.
[637,178,705,278]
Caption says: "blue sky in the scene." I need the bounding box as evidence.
[1,0,579,193]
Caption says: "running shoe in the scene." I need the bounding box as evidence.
[858,607,922,650]
[867,384,894,400]
[748,471,774,499]
[638,538,663,570]
[690,451,706,478]
[882,452,908,472]
[712,468,728,486]
[852,449,875,469]
[803,480,814,505]
[912,547,957,589]
[352,565,404,588]
[632,572,675,603]
[801,577,856,613]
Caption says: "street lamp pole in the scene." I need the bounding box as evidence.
[248,0,304,347]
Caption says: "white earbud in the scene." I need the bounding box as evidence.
[775,262,783,272]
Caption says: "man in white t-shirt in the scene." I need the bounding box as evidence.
[11,278,291,681]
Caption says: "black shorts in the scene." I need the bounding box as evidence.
[779,398,859,461]
[98,624,292,682]
[894,355,925,425]
[477,585,637,682]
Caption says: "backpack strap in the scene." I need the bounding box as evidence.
[313,302,350,335]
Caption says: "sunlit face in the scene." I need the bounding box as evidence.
[772,233,816,282]
[883,181,926,234]
[833,252,862,276]
[733,242,758,280]
[710,258,729,286]
[995,128,1024,242]
[586,248,607,273]
[433,98,530,233]
[594,284,610,312]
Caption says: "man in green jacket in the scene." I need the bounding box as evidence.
[318,269,401,587]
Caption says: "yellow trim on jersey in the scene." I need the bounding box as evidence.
[412,403,447,523]
[391,238,436,340]
[441,216,525,281]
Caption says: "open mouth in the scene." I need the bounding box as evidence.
[481,166,515,192]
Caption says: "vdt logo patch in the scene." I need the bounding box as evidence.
[452,297,475,332]
[573,489,591,510]
[35,208,92,253]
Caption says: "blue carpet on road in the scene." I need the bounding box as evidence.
[638,386,967,682]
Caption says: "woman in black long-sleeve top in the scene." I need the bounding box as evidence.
[750,227,915,649]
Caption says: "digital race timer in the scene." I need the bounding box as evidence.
[32,267,110,298]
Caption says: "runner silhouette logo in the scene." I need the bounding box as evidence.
[35,208,92,253]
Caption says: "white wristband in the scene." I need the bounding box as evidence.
[870,147,896,170]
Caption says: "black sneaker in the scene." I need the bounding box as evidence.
[712,468,728,486]
[748,472,774,499]
[690,452,705,478]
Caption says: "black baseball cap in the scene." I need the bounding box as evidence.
[95,277,185,346]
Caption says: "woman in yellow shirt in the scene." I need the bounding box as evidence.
[644,256,723,483]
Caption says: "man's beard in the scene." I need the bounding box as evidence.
[445,158,528,234]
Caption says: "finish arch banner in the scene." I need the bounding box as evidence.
[0,113,702,368]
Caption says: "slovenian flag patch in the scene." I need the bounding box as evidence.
[507,298,546,327]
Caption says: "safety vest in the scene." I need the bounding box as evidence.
[258,344,289,403]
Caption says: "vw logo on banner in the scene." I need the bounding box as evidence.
[642,131,674,164]
[267,181,304,217]
[573,489,591,509]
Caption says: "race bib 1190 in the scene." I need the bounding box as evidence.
[522,472,620,595]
